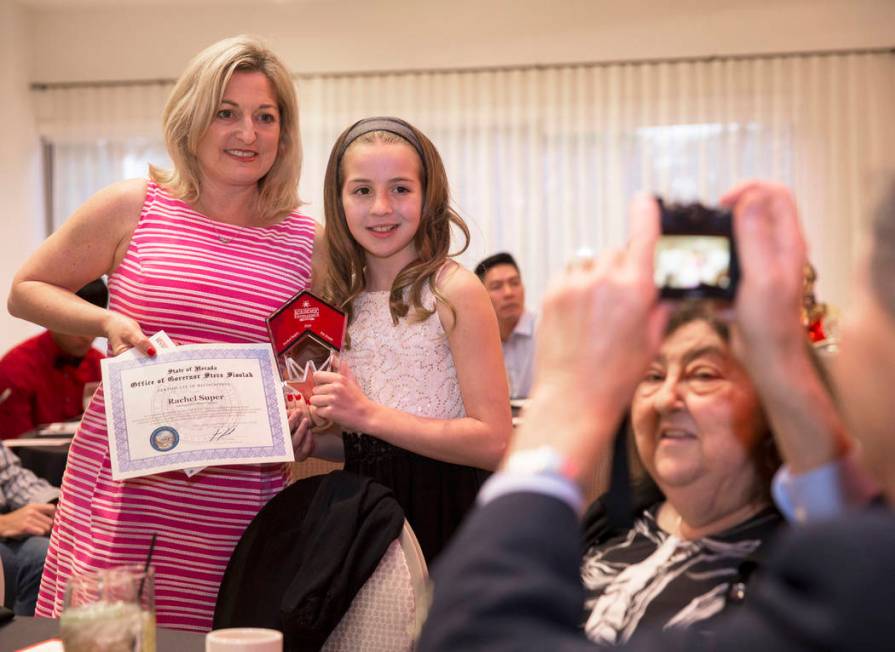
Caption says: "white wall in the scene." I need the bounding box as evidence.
[1,0,44,353]
[26,0,895,83]
[4,0,895,353]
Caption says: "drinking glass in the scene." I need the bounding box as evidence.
[206,628,283,652]
[60,565,156,652]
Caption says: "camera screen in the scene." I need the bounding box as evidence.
[654,235,732,291]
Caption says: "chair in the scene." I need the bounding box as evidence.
[323,520,429,652]
[290,458,343,484]
[214,471,413,650]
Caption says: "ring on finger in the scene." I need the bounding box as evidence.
[566,246,597,272]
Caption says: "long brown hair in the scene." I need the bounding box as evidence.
[322,117,470,334]
[149,35,301,223]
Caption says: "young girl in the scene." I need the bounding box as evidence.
[305,116,512,562]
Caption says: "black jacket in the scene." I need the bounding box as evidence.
[214,470,405,651]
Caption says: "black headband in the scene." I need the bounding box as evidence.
[338,117,427,174]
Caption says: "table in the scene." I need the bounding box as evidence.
[2,421,79,487]
[0,615,205,651]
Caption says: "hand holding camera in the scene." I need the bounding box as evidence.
[721,182,807,352]
[655,184,807,351]
[508,195,671,483]
[512,183,812,486]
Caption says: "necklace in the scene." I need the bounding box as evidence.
[205,212,236,244]
[192,198,240,244]
[212,223,235,244]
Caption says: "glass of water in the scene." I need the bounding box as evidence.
[60,565,156,652]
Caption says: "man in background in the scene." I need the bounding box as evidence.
[475,253,536,399]
[0,444,58,615]
[0,278,107,438]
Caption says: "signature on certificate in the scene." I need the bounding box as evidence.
[208,426,238,442]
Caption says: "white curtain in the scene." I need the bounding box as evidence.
[33,82,174,236]
[32,52,895,311]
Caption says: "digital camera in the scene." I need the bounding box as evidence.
[654,198,739,301]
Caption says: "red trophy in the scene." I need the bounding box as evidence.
[266,290,347,408]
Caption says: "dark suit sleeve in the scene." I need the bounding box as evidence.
[419,490,895,652]
[418,492,597,652]
[691,511,895,652]
[630,511,895,652]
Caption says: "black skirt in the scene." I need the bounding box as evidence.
[343,432,489,564]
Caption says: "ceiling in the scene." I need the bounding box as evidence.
[18,0,333,7]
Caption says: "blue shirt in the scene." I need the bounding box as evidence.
[503,311,536,399]
[771,453,880,522]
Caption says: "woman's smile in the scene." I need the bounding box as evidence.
[223,148,259,162]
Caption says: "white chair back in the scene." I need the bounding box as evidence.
[322,520,429,652]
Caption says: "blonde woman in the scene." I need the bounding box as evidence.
[9,35,321,631]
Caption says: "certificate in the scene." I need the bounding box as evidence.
[102,342,294,480]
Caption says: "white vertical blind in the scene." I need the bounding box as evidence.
[32,52,895,311]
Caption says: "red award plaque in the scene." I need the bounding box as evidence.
[266,290,347,407]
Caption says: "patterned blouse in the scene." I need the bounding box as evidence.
[0,445,59,513]
[581,503,783,645]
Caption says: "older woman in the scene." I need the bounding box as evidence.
[8,35,321,631]
[580,303,784,645]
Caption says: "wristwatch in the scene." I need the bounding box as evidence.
[504,445,579,483]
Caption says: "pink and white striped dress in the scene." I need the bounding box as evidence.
[35,181,315,632]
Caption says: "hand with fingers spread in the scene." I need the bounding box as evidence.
[310,357,376,434]
[509,194,670,484]
[103,311,156,358]
[0,503,56,538]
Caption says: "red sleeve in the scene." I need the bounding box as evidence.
[0,359,38,438]
[79,348,105,384]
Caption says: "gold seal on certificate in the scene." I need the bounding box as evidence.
[101,335,294,480]
[266,291,347,408]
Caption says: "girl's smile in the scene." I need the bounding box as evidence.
[367,223,401,237]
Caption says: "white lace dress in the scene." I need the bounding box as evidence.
[341,288,487,563]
